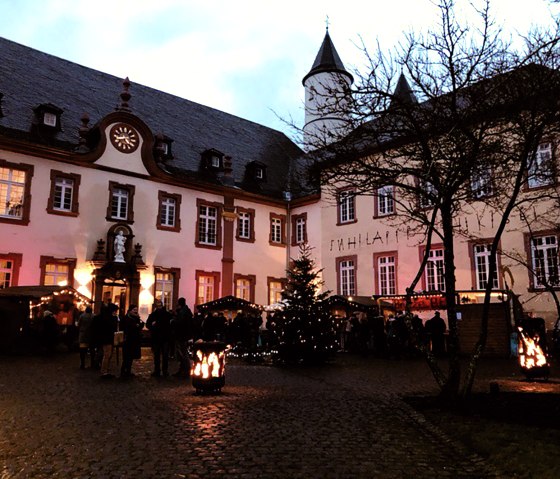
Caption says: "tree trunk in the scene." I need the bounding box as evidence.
[440,203,461,400]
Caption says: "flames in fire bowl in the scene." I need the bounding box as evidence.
[518,320,550,380]
[191,341,226,393]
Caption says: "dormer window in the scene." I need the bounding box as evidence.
[201,149,224,171]
[154,134,174,161]
[33,103,63,131]
[245,161,267,182]
[43,112,57,127]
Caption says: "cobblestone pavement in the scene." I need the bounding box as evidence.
[0,350,545,479]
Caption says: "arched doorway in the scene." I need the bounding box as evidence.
[90,224,145,314]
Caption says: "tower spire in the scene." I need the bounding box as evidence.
[302,28,354,151]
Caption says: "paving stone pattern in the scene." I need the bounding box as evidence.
[0,352,521,478]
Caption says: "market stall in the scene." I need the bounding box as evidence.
[0,285,91,353]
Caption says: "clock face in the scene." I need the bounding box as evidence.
[110,123,139,153]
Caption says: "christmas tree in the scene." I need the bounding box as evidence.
[273,244,337,364]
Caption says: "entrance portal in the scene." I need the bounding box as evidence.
[102,280,128,312]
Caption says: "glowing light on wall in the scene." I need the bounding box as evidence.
[140,273,155,290]
[74,266,94,299]
[139,272,156,319]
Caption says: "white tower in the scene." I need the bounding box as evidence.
[302,30,353,151]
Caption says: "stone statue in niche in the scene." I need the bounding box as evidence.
[114,231,126,262]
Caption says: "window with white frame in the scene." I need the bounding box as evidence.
[419,179,436,208]
[426,248,445,291]
[531,235,559,288]
[338,190,355,223]
[271,217,282,243]
[160,196,176,227]
[198,205,218,245]
[378,255,396,295]
[53,176,74,211]
[238,211,251,240]
[473,244,499,290]
[0,167,26,219]
[155,272,175,310]
[471,167,493,198]
[111,187,129,220]
[210,155,221,168]
[377,185,394,216]
[339,259,356,296]
[295,216,306,244]
[528,143,554,188]
[0,259,14,288]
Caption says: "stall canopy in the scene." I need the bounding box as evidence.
[196,295,262,316]
[0,285,91,311]
[324,295,379,316]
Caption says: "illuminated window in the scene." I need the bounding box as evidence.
[196,270,220,305]
[234,274,255,302]
[0,166,26,219]
[40,256,75,287]
[44,263,69,286]
[0,259,13,288]
[155,272,174,310]
[268,278,284,305]
[0,253,21,288]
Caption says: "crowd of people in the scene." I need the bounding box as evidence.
[335,310,448,359]
[36,302,450,378]
[73,299,265,379]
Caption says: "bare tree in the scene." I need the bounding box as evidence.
[304,0,560,399]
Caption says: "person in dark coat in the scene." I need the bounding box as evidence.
[146,300,173,377]
[120,305,144,378]
[171,298,195,378]
[426,311,447,356]
[42,310,59,354]
[77,306,94,369]
[96,303,119,378]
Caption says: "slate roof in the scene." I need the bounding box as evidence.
[302,31,353,85]
[0,37,305,200]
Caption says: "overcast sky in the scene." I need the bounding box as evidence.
[1,0,558,140]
